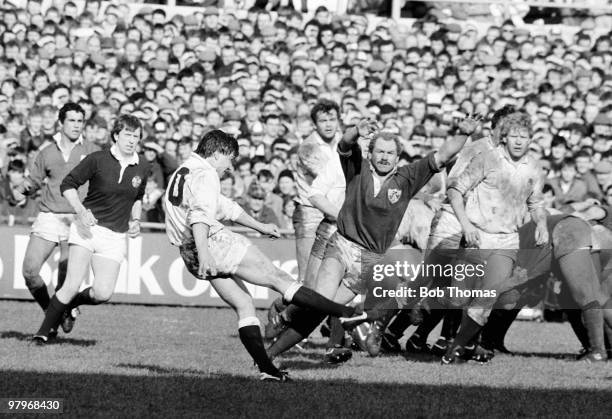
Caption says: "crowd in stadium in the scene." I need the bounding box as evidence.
[0,0,611,234]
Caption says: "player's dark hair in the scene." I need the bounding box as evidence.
[195,129,238,158]
[58,102,85,124]
[310,99,340,123]
[111,114,143,142]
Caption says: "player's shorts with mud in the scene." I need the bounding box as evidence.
[324,231,384,295]
[68,222,127,263]
[179,228,252,279]
[32,211,75,243]
[292,203,324,239]
[458,230,519,264]
[310,218,337,260]
[427,209,463,256]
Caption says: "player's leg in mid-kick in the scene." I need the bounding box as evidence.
[210,275,288,381]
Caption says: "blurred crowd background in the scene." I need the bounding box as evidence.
[1,0,612,234]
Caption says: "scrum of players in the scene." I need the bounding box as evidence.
[263,99,612,370]
[24,100,612,383]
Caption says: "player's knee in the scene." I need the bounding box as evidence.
[91,287,113,303]
[22,258,41,280]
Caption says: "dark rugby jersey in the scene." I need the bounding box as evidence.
[337,142,441,254]
[61,148,149,233]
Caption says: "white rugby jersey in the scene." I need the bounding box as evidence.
[295,131,346,209]
[164,152,244,246]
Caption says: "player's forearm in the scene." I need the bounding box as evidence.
[192,223,210,255]
[309,195,340,220]
[130,200,142,221]
[62,188,87,215]
[234,211,265,233]
[448,188,472,229]
[435,134,468,167]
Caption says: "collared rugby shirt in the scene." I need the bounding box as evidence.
[337,142,441,254]
[28,133,98,213]
[448,145,544,235]
[60,146,149,233]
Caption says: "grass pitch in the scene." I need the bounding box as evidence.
[1,300,611,418]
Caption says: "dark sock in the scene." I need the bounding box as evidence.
[289,286,354,317]
[387,309,413,337]
[481,308,520,347]
[239,325,278,375]
[582,302,605,352]
[30,284,50,311]
[414,309,445,341]
[69,287,99,309]
[566,309,590,349]
[36,295,66,337]
[326,317,344,349]
[281,304,300,324]
[267,308,326,358]
[453,315,483,348]
[441,309,462,340]
[267,327,305,359]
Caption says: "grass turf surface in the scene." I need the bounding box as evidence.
[1,300,611,418]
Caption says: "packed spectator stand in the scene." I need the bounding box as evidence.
[1,0,612,237]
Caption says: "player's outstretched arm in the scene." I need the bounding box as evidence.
[435,115,482,167]
[234,211,281,239]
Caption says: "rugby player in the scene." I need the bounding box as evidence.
[442,111,548,364]
[18,102,97,336]
[382,106,517,354]
[265,100,348,348]
[291,100,343,283]
[265,116,480,362]
[162,130,359,382]
[33,114,149,343]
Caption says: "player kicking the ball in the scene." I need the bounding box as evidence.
[163,130,359,382]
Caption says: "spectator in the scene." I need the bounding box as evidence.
[240,182,281,227]
[594,160,612,193]
[276,169,296,200]
[574,149,603,199]
[0,159,38,224]
[257,169,284,221]
[280,196,295,232]
[548,157,588,210]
